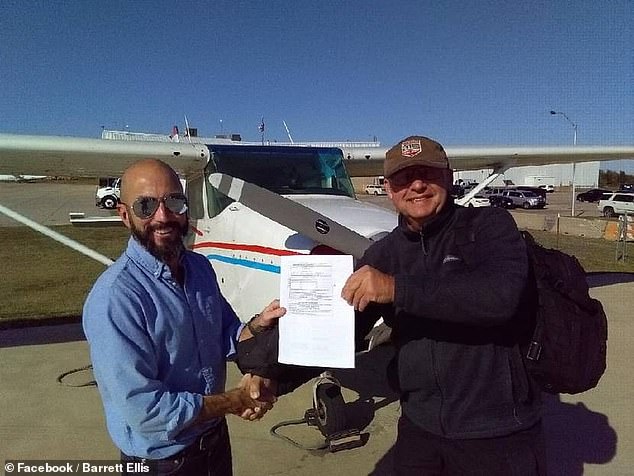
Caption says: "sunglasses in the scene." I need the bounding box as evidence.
[123,193,188,219]
[388,167,446,187]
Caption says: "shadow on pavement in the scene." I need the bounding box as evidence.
[542,393,617,475]
[587,271,634,288]
[334,345,617,475]
[0,321,85,348]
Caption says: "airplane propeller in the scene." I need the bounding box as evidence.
[208,173,372,259]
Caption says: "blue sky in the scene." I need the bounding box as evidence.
[1,0,632,170]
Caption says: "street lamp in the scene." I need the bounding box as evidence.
[550,110,578,216]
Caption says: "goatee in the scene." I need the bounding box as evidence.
[131,220,189,263]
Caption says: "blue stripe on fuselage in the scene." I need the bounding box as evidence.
[205,254,281,274]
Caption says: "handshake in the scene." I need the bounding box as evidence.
[198,373,278,423]
[227,373,278,421]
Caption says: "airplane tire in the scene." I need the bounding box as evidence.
[315,382,347,437]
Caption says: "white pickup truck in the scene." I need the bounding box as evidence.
[95,178,120,209]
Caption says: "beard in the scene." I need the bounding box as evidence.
[131,219,189,263]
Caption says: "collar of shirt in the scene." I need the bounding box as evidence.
[124,236,181,282]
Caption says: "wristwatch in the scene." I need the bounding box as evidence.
[247,314,266,335]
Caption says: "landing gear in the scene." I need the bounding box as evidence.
[313,373,347,436]
[269,371,363,452]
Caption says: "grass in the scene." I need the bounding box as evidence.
[524,230,634,273]
[0,225,632,325]
[0,225,129,326]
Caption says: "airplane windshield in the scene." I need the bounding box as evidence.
[207,145,355,198]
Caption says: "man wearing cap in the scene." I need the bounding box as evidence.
[342,137,544,474]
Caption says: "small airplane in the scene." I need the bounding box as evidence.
[1,131,634,319]
[0,174,48,182]
[1,130,633,441]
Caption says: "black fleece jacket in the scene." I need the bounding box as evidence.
[356,203,541,439]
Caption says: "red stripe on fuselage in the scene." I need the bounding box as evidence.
[192,241,301,256]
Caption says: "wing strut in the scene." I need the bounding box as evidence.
[455,165,511,206]
[209,173,372,259]
[0,204,114,266]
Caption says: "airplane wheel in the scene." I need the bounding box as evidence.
[315,382,347,437]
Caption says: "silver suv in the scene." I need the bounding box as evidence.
[501,190,546,209]
[598,192,634,217]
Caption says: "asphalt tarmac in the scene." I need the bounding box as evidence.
[1,181,632,475]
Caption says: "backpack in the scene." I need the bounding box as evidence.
[520,230,608,394]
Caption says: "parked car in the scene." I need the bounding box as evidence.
[618,184,634,192]
[489,195,514,208]
[364,184,386,195]
[598,192,634,217]
[538,184,555,193]
[576,188,611,203]
[463,195,490,208]
[515,186,547,200]
[501,190,546,209]
[484,186,511,196]
[451,184,465,198]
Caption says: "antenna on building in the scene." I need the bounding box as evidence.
[184,115,192,143]
[283,120,294,144]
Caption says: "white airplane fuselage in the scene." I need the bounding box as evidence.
[184,144,397,320]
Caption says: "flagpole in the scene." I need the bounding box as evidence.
[259,117,265,145]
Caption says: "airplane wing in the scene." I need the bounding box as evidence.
[2,133,632,178]
[342,145,634,176]
[0,133,209,178]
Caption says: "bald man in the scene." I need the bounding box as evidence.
[83,159,284,476]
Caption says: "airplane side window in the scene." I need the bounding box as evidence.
[186,175,204,219]
[204,172,234,218]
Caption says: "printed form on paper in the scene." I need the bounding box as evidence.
[278,254,355,368]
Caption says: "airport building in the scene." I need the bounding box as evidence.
[453,162,600,188]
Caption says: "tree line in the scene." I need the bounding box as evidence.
[599,170,634,188]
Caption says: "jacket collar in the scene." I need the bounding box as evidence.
[398,201,457,239]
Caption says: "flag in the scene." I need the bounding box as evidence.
[258,117,265,133]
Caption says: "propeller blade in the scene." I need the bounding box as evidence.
[209,173,372,259]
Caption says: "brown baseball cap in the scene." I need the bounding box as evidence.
[384,136,450,178]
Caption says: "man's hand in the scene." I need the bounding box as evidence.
[240,299,286,340]
[236,374,277,421]
[257,299,286,328]
[196,374,278,423]
[341,265,395,312]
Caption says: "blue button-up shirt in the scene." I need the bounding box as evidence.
[83,237,243,459]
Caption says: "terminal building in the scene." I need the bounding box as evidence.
[453,161,600,188]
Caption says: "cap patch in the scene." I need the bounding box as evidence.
[401,140,422,158]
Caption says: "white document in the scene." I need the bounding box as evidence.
[278,254,355,368]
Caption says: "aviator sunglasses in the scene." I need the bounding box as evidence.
[388,166,446,187]
[122,193,188,219]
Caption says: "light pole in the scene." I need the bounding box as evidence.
[550,110,578,216]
